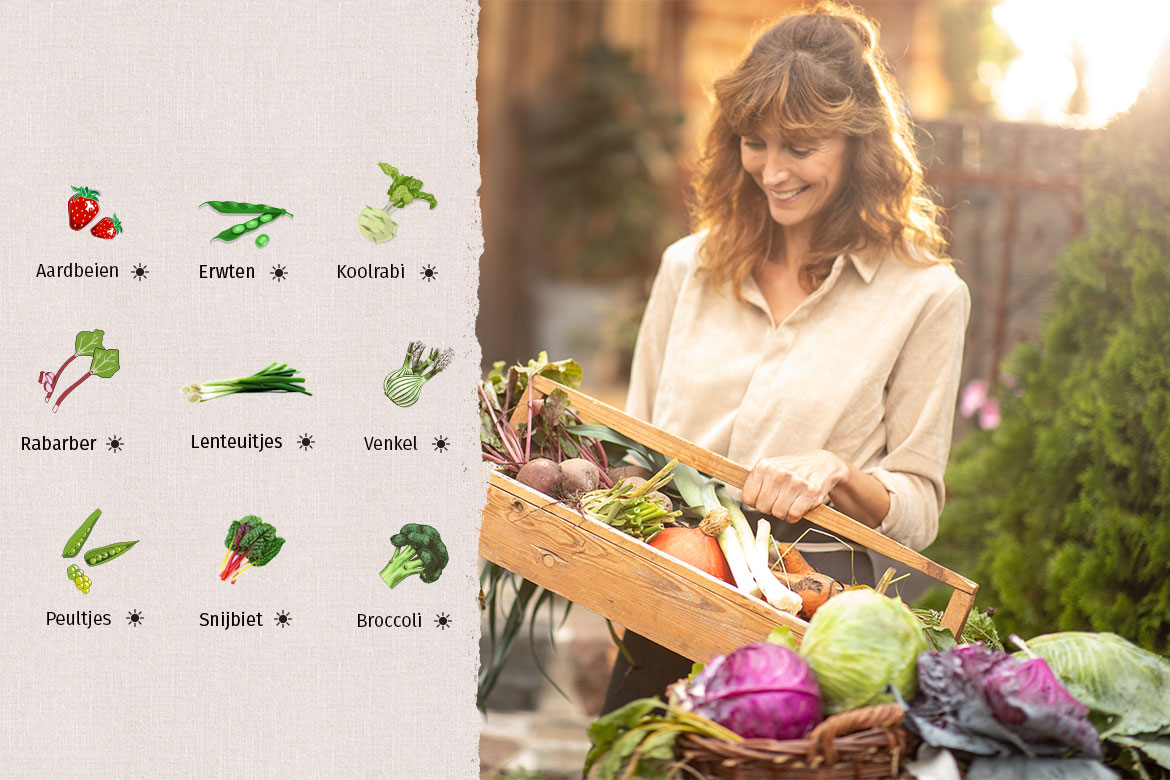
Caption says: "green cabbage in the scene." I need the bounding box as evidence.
[1021,632,1170,739]
[798,588,926,713]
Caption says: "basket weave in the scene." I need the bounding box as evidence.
[676,703,913,780]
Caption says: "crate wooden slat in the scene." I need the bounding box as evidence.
[482,471,804,660]
[481,376,979,660]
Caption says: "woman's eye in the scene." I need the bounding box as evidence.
[741,138,765,150]
[789,147,813,158]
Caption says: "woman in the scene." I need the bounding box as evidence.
[603,2,970,710]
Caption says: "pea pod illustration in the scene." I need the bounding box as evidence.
[62,508,101,558]
[84,540,138,566]
[200,200,293,244]
[201,201,287,215]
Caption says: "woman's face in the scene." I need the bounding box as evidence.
[740,127,849,234]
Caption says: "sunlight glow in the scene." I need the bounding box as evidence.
[992,0,1170,127]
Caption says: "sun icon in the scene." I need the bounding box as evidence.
[275,610,291,628]
[271,265,287,282]
[435,613,451,630]
[433,436,449,452]
[298,434,314,451]
[131,264,148,281]
[127,610,144,627]
[421,264,437,282]
[107,436,123,453]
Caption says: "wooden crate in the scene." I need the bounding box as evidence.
[479,375,978,662]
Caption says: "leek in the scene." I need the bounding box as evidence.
[673,465,768,605]
[719,490,802,613]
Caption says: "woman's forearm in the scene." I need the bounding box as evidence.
[827,457,891,529]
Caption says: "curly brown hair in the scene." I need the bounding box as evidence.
[692,1,948,295]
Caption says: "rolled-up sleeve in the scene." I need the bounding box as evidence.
[872,281,971,550]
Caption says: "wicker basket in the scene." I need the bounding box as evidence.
[676,703,914,780]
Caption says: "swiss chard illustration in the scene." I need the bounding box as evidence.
[39,330,121,412]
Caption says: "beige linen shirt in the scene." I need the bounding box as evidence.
[626,233,971,552]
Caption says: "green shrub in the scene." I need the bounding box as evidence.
[927,51,1170,652]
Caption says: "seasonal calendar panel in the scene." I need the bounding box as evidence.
[0,2,483,778]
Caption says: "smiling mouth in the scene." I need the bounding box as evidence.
[769,185,810,202]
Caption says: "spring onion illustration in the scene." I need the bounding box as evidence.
[384,341,453,408]
[182,363,310,403]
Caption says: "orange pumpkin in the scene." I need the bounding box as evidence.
[649,527,734,585]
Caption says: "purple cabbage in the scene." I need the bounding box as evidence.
[984,656,1101,758]
[671,642,822,739]
[906,643,1102,760]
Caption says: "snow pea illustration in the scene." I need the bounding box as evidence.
[62,508,101,558]
[84,540,138,566]
[201,201,293,244]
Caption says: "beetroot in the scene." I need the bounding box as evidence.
[516,458,563,497]
[559,458,600,496]
[607,464,651,483]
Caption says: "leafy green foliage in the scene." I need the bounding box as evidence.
[219,516,283,582]
[378,163,436,209]
[74,329,104,357]
[527,43,683,280]
[937,0,1018,116]
[584,698,741,779]
[89,348,119,379]
[929,52,1170,652]
[914,607,1004,651]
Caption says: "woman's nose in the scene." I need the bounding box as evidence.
[762,156,790,186]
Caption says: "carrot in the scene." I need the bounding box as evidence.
[776,571,844,620]
[776,542,816,576]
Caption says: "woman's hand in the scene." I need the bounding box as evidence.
[743,450,892,529]
[742,450,848,524]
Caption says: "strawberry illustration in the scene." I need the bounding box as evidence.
[90,215,122,239]
[68,186,101,230]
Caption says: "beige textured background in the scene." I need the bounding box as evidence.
[0,2,483,777]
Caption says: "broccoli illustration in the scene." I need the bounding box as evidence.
[379,523,448,589]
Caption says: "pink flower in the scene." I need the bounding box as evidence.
[979,396,1001,430]
[960,379,988,418]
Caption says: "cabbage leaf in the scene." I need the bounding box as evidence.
[1021,632,1170,739]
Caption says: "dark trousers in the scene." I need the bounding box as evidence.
[601,548,876,713]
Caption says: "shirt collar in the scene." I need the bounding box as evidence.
[845,246,885,283]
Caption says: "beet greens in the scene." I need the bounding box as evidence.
[478,353,611,710]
